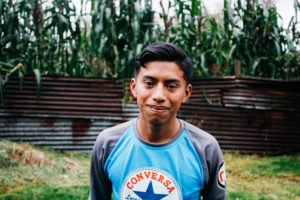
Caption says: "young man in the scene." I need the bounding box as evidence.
[90,42,226,200]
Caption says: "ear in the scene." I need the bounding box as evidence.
[182,84,192,103]
[130,78,137,98]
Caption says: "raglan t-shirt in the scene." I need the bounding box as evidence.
[90,118,226,200]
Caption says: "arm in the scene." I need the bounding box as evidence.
[201,140,226,200]
[182,121,226,200]
[89,136,112,200]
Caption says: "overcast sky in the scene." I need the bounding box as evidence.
[152,0,298,29]
[74,0,298,29]
[204,0,297,28]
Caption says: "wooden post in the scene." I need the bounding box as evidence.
[234,60,241,77]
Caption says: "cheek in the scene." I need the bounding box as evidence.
[135,91,148,106]
[136,85,151,99]
[169,95,184,106]
[173,91,188,106]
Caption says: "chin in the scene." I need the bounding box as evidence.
[149,119,163,127]
[148,116,170,127]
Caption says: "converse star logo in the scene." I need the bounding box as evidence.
[120,167,182,200]
[133,181,168,200]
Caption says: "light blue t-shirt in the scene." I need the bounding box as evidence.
[90,119,226,200]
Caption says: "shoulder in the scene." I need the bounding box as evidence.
[182,120,223,165]
[97,120,134,142]
[183,120,220,149]
[92,119,135,158]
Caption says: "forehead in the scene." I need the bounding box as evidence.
[137,61,185,81]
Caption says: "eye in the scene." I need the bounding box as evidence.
[167,84,177,90]
[144,81,154,87]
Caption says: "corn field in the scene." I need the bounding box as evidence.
[0,0,299,90]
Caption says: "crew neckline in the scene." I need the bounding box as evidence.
[133,118,185,148]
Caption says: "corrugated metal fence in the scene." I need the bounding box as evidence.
[179,78,300,154]
[1,76,299,154]
[0,76,126,152]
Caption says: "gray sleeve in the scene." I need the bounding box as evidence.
[184,122,226,200]
[89,120,133,200]
[89,131,112,200]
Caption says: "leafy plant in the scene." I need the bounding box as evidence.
[0,0,299,86]
[225,0,300,79]
[88,0,158,78]
[0,62,26,104]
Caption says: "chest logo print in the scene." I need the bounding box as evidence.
[120,167,182,200]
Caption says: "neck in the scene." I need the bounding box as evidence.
[136,117,180,144]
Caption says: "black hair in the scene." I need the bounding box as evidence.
[135,42,193,85]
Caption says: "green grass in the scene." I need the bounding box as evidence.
[224,152,300,200]
[1,184,89,200]
[0,140,90,200]
[0,140,299,200]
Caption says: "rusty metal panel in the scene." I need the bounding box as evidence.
[178,103,300,154]
[0,114,123,152]
[0,76,125,152]
[1,76,124,116]
[178,77,300,154]
[1,76,300,154]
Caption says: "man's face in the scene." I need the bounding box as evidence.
[130,61,192,127]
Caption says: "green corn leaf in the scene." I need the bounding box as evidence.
[18,68,24,90]
[0,0,3,16]
[202,88,212,104]
[113,45,119,77]
[227,44,236,62]
[33,68,41,102]
[251,58,262,76]
[0,66,5,105]
[274,40,281,57]
[200,53,208,77]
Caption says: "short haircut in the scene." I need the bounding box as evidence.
[135,42,193,85]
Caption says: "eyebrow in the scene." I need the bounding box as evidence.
[142,75,181,83]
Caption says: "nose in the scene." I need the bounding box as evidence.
[152,83,166,103]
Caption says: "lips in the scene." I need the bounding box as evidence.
[148,105,169,113]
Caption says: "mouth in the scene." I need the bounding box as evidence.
[148,105,169,113]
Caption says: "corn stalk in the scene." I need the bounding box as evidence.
[0,0,299,83]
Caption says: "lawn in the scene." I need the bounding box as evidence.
[0,140,299,200]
